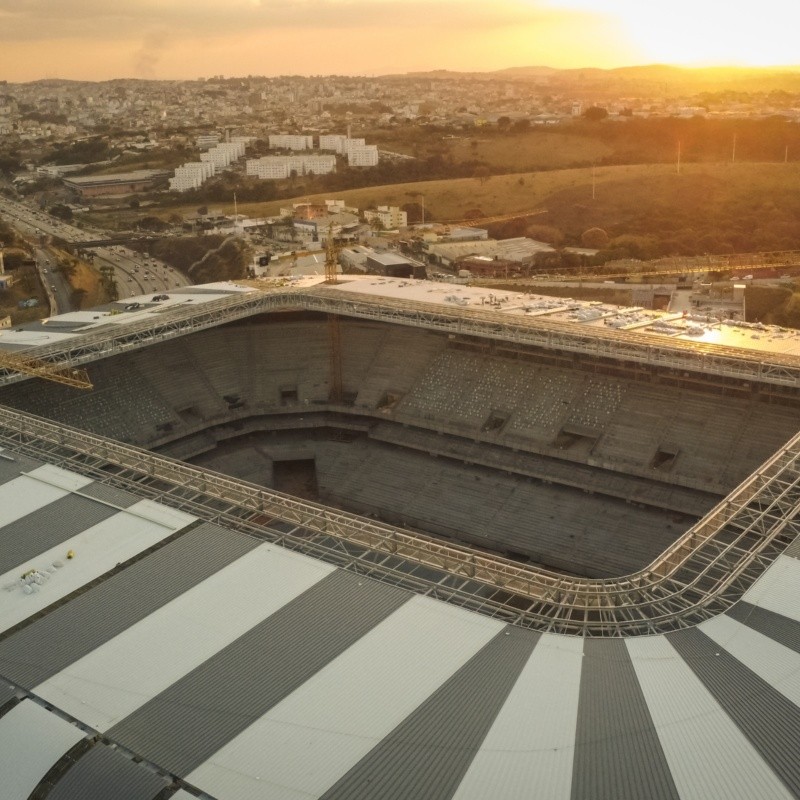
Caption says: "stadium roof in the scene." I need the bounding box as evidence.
[1,278,800,796]
[5,276,800,365]
[0,423,798,799]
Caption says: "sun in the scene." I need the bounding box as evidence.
[541,0,800,67]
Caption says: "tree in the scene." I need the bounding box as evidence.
[581,227,610,248]
[512,118,530,133]
[497,116,512,132]
[583,106,609,122]
[473,165,491,185]
[48,204,73,222]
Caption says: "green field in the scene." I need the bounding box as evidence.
[198,161,799,232]
[445,131,613,171]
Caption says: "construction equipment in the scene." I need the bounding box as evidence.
[0,350,93,390]
[324,225,344,402]
[324,225,339,285]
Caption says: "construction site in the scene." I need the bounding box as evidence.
[0,271,799,799]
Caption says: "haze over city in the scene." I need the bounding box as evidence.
[2,0,800,82]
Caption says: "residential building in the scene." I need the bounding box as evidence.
[268,134,313,150]
[364,205,407,230]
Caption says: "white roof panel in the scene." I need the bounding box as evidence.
[452,633,583,800]
[0,509,177,633]
[626,635,793,800]
[699,613,800,707]
[28,464,96,493]
[187,594,504,800]
[0,475,74,528]
[35,543,336,731]
[0,700,85,800]
[742,555,800,622]
[124,498,196,529]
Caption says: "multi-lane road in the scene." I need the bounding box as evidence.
[0,195,191,309]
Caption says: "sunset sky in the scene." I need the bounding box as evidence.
[1,0,799,83]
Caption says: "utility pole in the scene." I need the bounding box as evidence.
[591,164,596,200]
[677,140,682,175]
[732,134,737,163]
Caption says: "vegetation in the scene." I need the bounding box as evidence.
[177,161,800,260]
[134,234,248,283]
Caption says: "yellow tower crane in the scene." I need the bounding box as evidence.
[324,225,343,403]
[0,350,93,390]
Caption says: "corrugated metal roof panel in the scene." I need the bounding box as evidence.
[0,474,72,528]
[668,627,800,797]
[0,699,86,800]
[0,507,178,634]
[125,497,196,529]
[318,625,539,800]
[108,570,411,777]
[0,450,43,485]
[187,594,504,800]
[700,613,800,707]
[782,535,800,560]
[452,632,582,800]
[742,555,800,623]
[46,744,169,800]
[0,523,258,688]
[27,464,95,493]
[0,679,17,709]
[36,542,336,732]
[571,638,678,800]
[628,634,793,800]
[726,602,800,654]
[79,481,141,509]
[0,493,118,575]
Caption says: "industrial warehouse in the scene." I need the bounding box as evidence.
[0,275,799,800]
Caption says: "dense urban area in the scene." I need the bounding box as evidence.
[2,64,800,327]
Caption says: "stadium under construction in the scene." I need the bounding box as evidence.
[0,276,799,800]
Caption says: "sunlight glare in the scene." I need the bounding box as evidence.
[541,0,800,66]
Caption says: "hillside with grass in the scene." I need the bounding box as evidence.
[179,161,800,257]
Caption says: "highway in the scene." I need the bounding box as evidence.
[0,195,192,304]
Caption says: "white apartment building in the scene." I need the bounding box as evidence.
[199,141,246,170]
[318,134,350,154]
[347,144,379,167]
[269,134,313,151]
[343,137,367,156]
[196,133,220,150]
[364,205,407,229]
[246,155,336,179]
[170,161,215,192]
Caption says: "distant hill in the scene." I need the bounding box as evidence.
[396,64,800,94]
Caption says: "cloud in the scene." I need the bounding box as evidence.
[0,0,561,42]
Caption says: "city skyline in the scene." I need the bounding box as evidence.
[2,0,799,83]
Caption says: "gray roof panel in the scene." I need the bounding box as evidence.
[0,451,43,485]
[108,569,411,776]
[0,523,257,687]
[319,626,540,800]
[783,535,800,560]
[0,493,118,575]
[0,699,87,800]
[47,745,169,800]
[667,626,800,797]
[0,680,17,710]
[726,601,800,655]
[571,638,679,800]
[78,481,142,509]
